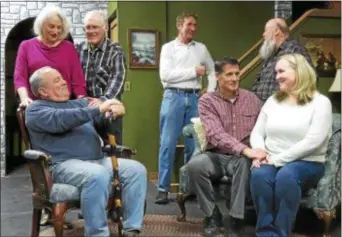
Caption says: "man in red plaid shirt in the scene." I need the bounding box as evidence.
[187,57,266,237]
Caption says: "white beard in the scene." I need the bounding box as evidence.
[259,37,277,60]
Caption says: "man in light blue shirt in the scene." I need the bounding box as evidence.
[156,12,216,204]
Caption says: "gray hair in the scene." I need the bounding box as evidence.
[29,66,55,98]
[84,10,108,26]
[33,5,71,40]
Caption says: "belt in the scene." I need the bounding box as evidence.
[166,87,200,93]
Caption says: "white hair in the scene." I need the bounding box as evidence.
[33,5,71,40]
[84,10,108,26]
[259,37,277,60]
[29,66,55,98]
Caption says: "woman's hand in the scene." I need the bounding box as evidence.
[251,159,261,169]
[19,97,33,108]
[250,157,269,169]
[17,87,32,108]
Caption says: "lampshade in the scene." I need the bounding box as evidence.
[329,69,341,92]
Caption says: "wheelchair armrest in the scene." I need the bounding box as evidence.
[24,150,51,162]
[102,145,137,158]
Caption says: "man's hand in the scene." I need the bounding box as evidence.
[98,98,122,113]
[242,147,268,160]
[105,104,125,119]
[19,97,33,108]
[195,65,207,76]
[200,88,207,97]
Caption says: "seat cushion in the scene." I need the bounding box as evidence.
[50,184,80,203]
[191,118,207,151]
[50,183,115,203]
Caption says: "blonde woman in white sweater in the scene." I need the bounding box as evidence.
[249,53,332,237]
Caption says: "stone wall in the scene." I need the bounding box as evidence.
[274,1,292,20]
[0,1,108,177]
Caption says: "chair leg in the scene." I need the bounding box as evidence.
[176,192,194,222]
[31,208,42,237]
[118,221,124,237]
[40,208,51,225]
[52,204,68,237]
[322,209,336,237]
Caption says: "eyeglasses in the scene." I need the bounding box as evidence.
[83,25,101,32]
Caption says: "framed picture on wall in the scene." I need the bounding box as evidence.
[300,34,341,77]
[128,28,160,69]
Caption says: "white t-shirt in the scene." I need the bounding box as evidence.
[250,92,332,167]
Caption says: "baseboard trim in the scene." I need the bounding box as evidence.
[149,172,179,193]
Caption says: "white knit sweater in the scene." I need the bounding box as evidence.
[250,92,332,167]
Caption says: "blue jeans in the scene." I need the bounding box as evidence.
[51,157,147,237]
[157,89,199,192]
[250,161,325,237]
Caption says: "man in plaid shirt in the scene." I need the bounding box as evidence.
[188,57,265,237]
[76,10,126,144]
[252,18,314,102]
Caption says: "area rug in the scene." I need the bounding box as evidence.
[39,214,307,237]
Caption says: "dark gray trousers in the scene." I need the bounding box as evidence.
[188,151,251,219]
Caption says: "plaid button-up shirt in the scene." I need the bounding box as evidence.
[76,38,126,99]
[199,89,262,156]
[252,38,314,102]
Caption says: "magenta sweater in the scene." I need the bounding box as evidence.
[14,38,86,99]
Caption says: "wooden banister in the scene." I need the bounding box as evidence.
[239,7,341,80]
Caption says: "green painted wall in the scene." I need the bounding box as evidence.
[116,1,167,173]
[110,2,274,174]
[107,1,117,16]
[166,2,273,59]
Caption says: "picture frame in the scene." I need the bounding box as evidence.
[128,28,160,69]
[300,34,341,77]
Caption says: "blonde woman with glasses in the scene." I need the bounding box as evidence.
[249,53,332,237]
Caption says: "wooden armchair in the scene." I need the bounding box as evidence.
[16,106,140,237]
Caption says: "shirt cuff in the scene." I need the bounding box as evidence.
[87,106,101,118]
[234,143,248,156]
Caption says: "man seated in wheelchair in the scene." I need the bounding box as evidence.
[187,57,265,237]
[25,66,147,237]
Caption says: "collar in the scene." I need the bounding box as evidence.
[174,37,195,46]
[277,37,291,52]
[83,38,108,52]
[214,88,240,103]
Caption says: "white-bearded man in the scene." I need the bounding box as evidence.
[252,18,315,102]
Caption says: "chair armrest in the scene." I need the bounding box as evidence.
[24,150,53,199]
[24,150,51,161]
[102,145,137,158]
[310,131,341,210]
